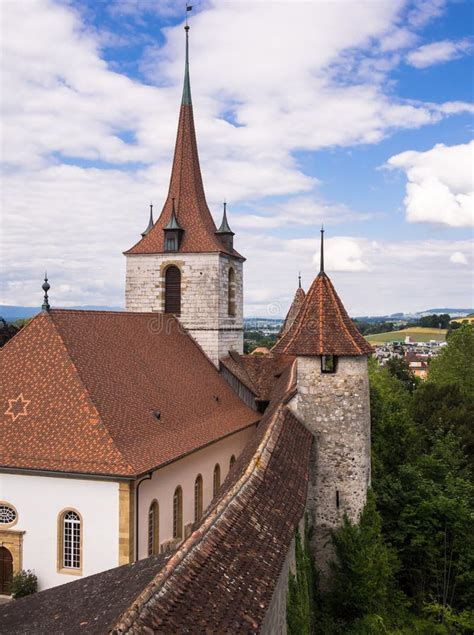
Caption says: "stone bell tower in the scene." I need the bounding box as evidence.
[124,23,244,366]
[273,229,373,572]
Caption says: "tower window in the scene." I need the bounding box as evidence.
[213,464,221,497]
[228,268,236,317]
[321,355,337,374]
[147,500,159,556]
[164,266,181,315]
[336,490,340,509]
[194,475,203,522]
[229,455,236,469]
[173,486,183,539]
[165,237,177,251]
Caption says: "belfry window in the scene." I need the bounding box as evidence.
[321,355,337,374]
[147,500,159,556]
[164,266,181,315]
[173,486,183,539]
[228,268,236,317]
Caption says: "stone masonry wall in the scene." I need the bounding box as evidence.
[288,356,371,574]
[125,252,243,365]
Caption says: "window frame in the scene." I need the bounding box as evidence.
[213,464,221,497]
[164,265,182,315]
[147,500,159,556]
[0,501,18,528]
[321,354,337,374]
[57,508,83,576]
[194,475,203,523]
[173,486,183,540]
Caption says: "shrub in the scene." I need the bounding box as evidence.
[9,569,38,599]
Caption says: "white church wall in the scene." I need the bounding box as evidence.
[137,426,255,559]
[0,473,119,591]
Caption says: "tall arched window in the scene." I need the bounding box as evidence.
[213,464,221,497]
[148,500,159,556]
[164,266,181,315]
[194,475,203,522]
[58,509,82,572]
[173,486,183,539]
[229,455,236,469]
[228,268,236,317]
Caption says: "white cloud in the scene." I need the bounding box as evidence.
[1,0,472,315]
[385,142,474,227]
[450,251,468,265]
[406,38,473,68]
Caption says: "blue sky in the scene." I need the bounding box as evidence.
[1,0,473,316]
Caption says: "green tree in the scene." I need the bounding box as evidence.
[428,325,474,396]
[385,357,419,393]
[323,491,405,631]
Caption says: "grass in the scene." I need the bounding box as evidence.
[366,327,447,344]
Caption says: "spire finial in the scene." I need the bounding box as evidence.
[42,272,50,312]
[298,272,302,288]
[320,225,325,274]
[182,4,193,105]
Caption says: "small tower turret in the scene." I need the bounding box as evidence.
[163,198,184,251]
[274,230,373,575]
[141,204,154,237]
[215,201,235,252]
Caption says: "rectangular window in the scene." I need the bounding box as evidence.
[336,490,340,509]
[321,355,337,374]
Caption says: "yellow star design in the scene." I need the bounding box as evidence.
[5,394,31,422]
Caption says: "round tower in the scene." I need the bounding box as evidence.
[273,229,373,573]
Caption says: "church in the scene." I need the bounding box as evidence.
[0,22,373,633]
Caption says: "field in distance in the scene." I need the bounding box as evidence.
[365,327,447,344]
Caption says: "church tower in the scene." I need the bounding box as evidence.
[124,25,244,366]
[273,230,373,573]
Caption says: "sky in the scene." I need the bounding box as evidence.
[1,0,473,317]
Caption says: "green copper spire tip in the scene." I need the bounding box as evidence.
[182,24,192,106]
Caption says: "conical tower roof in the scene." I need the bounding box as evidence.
[273,272,373,356]
[274,230,372,356]
[125,26,242,259]
[278,278,305,339]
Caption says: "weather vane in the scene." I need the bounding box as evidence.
[185,2,193,28]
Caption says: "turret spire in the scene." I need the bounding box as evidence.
[320,226,325,274]
[298,272,302,289]
[141,203,154,237]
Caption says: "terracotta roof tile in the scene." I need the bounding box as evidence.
[272,272,373,356]
[279,286,305,338]
[1,310,259,477]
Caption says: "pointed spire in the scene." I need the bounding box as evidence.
[42,272,50,312]
[298,272,302,289]
[141,203,154,237]
[216,201,234,235]
[182,20,192,106]
[320,226,325,274]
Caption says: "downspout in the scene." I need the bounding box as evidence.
[135,472,153,561]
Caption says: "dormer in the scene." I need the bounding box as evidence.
[163,199,184,252]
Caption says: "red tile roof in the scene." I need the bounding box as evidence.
[220,351,294,401]
[1,310,259,477]
[273,272,373,356]
[112,363,312,633]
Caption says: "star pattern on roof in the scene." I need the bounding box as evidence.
[5,393,30,422]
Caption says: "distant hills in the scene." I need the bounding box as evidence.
[0,305,123,322]
[2,305,473,324]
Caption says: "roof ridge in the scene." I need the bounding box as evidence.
[48,313,135,475]
[0,311,43,354]
[111,365,297,632]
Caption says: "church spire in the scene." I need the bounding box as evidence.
[125,17,242,260]
[319,226,324,274]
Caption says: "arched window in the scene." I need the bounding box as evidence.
[58,510,81,572]
[148,500,159,556]
[213,464,221,497]
[173,486,183,539]
[165,266,181,315]
[194,475,203,522]
[229,455,236,469]
[228,268,236,317]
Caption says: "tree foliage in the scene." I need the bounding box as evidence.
[428,325,474,396]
